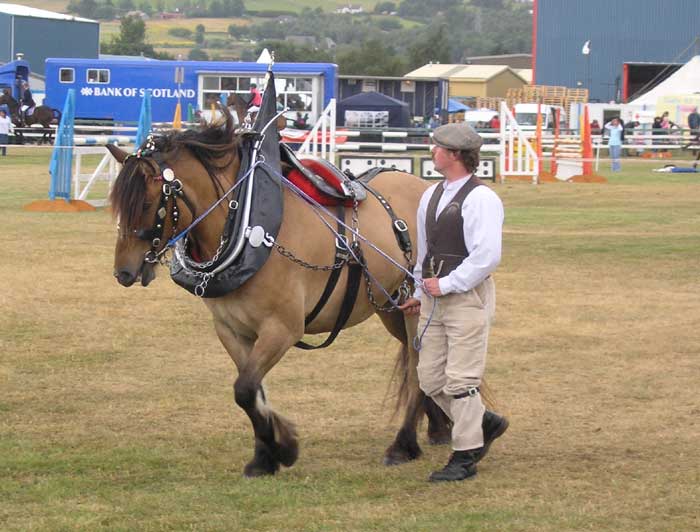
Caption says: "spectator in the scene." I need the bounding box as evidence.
[488,114,500,130]
[688,107,700,135]
[686,108,700,150]
[590,119,601,135]
[0,109,11,156]
[292,112,308,129]
[249,83,262,112]
[604,117,624,171]
[429,114,441,129]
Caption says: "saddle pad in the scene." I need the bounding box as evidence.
[287,159,356,207]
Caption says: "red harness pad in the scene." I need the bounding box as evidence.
[287,159,355,207]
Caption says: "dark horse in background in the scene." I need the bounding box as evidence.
[0,91,61,144]
[105,108,452,477]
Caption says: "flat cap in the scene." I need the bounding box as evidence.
[432,122,483,151]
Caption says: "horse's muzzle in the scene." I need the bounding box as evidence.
[114,262,156,287]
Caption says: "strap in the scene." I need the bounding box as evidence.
[295,244,364,350]
[302,205,348,326]
[360,182,412,255]
[453,387,480,400]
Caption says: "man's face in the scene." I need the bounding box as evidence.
[431,145,456,173]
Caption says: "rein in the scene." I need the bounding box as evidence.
[259,160,422,310]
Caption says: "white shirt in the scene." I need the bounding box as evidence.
[413,175,504,298]
[0,115,11,135]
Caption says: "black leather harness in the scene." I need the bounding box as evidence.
[292,165,413,350]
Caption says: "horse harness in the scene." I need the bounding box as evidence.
[122,136,199,266]
[287,164,414,350]
[123,134,413,350]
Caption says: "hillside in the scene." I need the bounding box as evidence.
[10,0,532,75]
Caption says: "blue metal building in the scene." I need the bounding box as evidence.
[533,0,700,102]
[0,4,98,76]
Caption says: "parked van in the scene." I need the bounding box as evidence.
[514,103,567,130]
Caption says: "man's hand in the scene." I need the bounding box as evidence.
[422,277,443,297]
[398,297,421,315]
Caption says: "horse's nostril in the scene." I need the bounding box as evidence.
[116,270,136,287]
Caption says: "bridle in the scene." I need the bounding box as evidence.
[120,135,198,265]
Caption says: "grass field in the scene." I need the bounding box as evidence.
[1,150,699,531]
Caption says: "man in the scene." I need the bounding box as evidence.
[0,108,11,156]
[399,122,508,482]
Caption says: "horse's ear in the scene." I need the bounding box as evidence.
[105,143,129,163]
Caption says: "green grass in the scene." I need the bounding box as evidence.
[1,148,699,531]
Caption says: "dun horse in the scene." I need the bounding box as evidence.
[106,108,450,477]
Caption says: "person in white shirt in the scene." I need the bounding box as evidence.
[0,109,12,156]
[399,122,508,482]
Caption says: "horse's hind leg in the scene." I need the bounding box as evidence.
[376,310,451,464]
[215,320,299,477]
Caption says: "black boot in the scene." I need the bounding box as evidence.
[428,451,477,482]
[472,410,509,463]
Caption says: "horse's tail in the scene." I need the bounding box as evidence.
[387,314,420,420]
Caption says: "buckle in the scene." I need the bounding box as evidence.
[335,234,349,251]
[393,219,408,232]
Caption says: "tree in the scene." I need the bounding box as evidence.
[195,24,206,45]
[408,24,451,68]
[101,15,172,59]
[336,39,407,76]
[374,1,396,13]
[188,47,209,61]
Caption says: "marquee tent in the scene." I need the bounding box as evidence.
[631,56,700,105]
[336,91,410,128]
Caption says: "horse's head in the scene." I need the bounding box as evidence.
[107,110,241,287]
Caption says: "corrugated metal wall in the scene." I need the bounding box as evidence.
[0,14,12,63]
[5,16,98,75]
[535,0,700,102]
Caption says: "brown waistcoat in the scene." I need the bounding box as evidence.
[422,176,484,278]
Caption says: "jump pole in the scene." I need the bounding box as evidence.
[24,89,95,212]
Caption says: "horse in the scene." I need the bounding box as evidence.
[105,108,452,477]
[0,91,61,144]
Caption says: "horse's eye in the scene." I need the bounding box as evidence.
[143,201,153,210]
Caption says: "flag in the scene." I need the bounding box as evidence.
[135,90,152,147]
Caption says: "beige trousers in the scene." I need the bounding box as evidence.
[417,277,496,451]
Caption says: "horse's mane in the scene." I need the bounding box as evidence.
[110,108,239,229]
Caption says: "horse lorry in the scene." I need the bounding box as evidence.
[43,58,338,124]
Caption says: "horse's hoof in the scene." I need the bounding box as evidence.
[243,460,278,478]
[383,444,422,466]
[428,433,452,446]
[275,439,299,468]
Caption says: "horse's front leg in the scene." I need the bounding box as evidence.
[215,318,299,477]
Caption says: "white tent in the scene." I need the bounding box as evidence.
[631,56,700,105]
